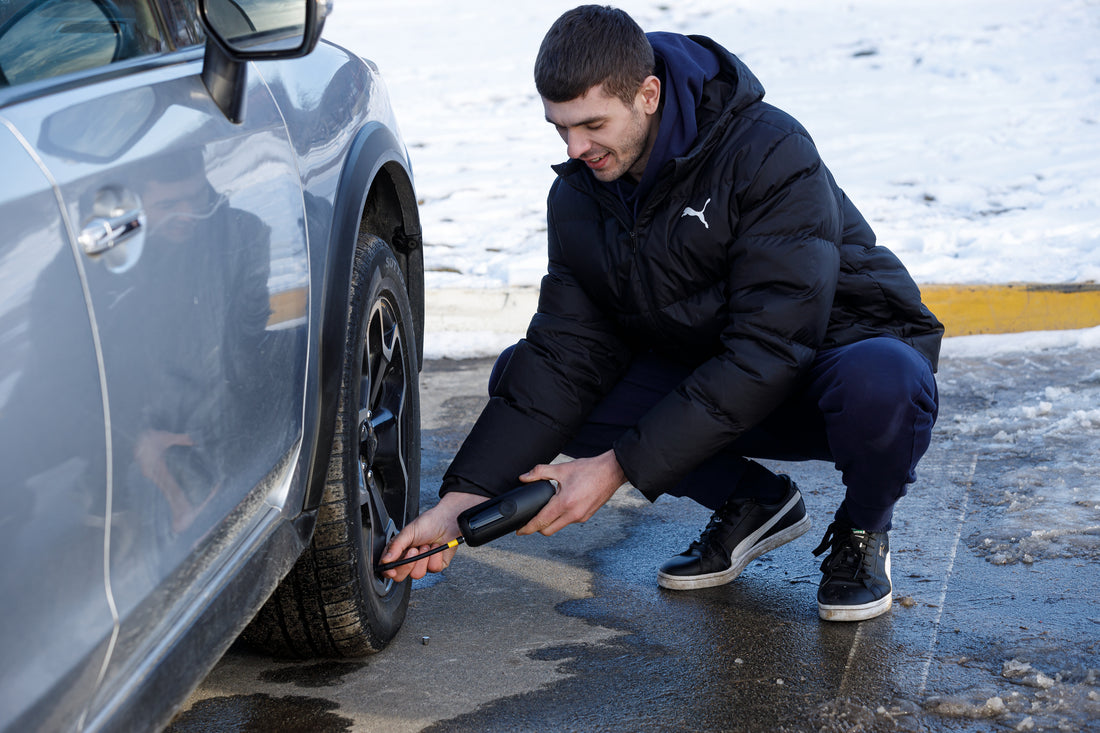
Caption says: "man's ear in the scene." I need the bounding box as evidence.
[638,75,661,114]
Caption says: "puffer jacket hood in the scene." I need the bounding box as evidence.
[605,33,765,218]
[612,32,724,211]
[679,34,764,171]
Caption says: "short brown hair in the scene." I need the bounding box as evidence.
[534,5,654,106]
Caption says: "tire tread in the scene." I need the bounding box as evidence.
[240,233,418,658]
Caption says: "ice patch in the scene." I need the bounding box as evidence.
[1020,401,1052,419]
[1003,659,1057,689]
[1044,386,1071,401]
[784,698,923,733]
[939,349,1100,565]
[925,688,1007,718]
[926,659,1100,731]
[1003,658,1033,677]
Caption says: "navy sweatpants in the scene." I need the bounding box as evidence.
[490,337,938,532]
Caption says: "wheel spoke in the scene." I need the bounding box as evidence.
[359,292,411,579]
[359,459,395,530]
[360,458,397,593]
[366,301,397,410]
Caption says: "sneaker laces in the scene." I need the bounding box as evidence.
[812,522,873,581]
[689,500,749,553]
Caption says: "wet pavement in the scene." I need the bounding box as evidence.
[171,346,1100,732]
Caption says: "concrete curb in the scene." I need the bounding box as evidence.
[425,288,539,341]
[425,284,1100,340]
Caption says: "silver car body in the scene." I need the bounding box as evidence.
[0,2,422,730]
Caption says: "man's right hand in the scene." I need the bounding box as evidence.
[379,491,486,582]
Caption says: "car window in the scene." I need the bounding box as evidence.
[0,0,168,88]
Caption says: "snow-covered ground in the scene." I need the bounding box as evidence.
[324,0,1100,358]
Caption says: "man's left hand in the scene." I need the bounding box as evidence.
[516,449,628,537]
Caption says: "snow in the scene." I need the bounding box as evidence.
[941,324,1100,358]
[325,0,1099,331]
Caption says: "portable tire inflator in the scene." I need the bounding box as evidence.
[375,480,556,573]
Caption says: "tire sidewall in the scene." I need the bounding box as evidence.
[342,234,421,641]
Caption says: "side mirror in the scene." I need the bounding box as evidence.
[199,0,329,123]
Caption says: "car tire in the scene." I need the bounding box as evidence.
[242,232,420,657]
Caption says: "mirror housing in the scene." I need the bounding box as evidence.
[199,0,330,123]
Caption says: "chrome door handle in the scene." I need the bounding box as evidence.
[78,209,145,256]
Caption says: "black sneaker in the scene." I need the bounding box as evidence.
[813,522,892,621]
[658,477,811,590]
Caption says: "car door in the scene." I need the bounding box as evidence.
[0,122,114,731]
[0,0,311,713]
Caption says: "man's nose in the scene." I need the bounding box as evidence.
[566,131,591,160]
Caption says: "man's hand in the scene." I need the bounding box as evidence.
[135,430,216,532]
[135,429,193,491]
[516,449,628,537]
[381,451,627,580]
[379,491,485,582]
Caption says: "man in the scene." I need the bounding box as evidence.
[382,5,942,622]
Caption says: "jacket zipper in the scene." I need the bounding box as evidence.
[596,189,659,336]
[562,167,669,338]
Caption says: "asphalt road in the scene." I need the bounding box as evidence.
[171,347,1100,733]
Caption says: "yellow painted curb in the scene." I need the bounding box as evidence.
[424,284,1100,340]
[921,284,1100,337]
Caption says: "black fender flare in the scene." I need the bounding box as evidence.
[302,122,422,514]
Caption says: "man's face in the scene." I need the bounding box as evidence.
[543,78,661,183]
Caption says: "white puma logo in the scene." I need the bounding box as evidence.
[681,198,711,229]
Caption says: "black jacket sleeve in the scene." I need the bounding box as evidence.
[613,130,842,500]
[440,192,633,498]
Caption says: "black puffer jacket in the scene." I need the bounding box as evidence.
[442,36,943,501]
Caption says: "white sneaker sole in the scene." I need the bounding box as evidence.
[818,553,892,622]
[658,493,812,591]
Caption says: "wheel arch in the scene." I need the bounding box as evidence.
[304,122,423,514]
[360,159,424,366]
